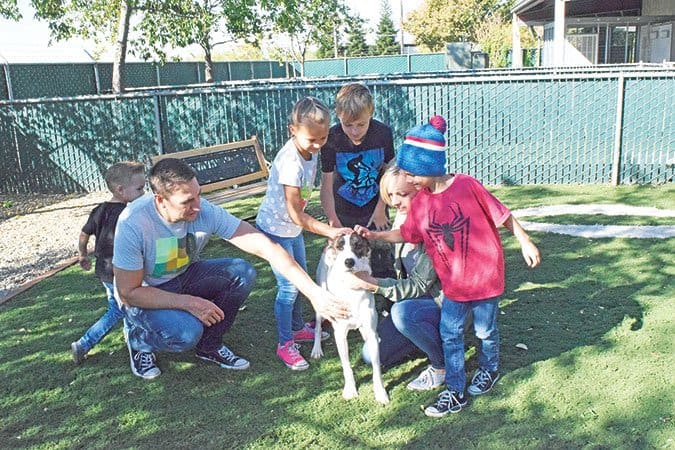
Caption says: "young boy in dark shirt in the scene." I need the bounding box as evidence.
[70,161,145,364]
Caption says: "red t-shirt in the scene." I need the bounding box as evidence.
[400,174,511,301]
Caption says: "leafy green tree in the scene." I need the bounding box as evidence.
[314,6,351,59]
[268,0,348,76]
[345,15,369,57]
[21,0,266,91]
[405,0,508,52]
[316,32,336,59]
[0,0,20,20]
[372,0,399,56]
[28,0,132,92]
[316,21,345,59]
[214,42,265,61]
[474,12,537,68]
[136,0,262,83]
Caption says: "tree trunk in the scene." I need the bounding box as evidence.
[203,44,214,83]
[112,0,133,94]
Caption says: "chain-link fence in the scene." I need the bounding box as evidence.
[302,54,447,77]
[0,61,295,100]
[1,66,673,193]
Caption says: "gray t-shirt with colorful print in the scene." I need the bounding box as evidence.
[112,193,241,287]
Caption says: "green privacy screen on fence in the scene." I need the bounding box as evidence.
[0,61,297,100]
[0,67,673,194]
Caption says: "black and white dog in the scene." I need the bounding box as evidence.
[311,233,389,405]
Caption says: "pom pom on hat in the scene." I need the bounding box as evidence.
[429,115,446,134]
[396,115,447,177]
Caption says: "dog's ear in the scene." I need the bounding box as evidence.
[323,239,338,264]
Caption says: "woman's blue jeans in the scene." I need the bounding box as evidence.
[362,297,443,370]
[124,258,256,354]
[256,228,306,344]
[78,282,126,352]
[440,296,500,392]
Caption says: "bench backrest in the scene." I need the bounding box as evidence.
[150,136,269,193]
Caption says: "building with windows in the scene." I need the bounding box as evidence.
[511,0,675,66]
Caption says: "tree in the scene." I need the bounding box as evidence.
[136,0,263,83]
[316,20,345,59]
[268,0,349,76]
[24,0,265,92]
[29,0,130,93]
[474,12,537,68]
[372,0,399,56]
[404,0,506,52]
[214,42,265,61]
[345,15,369,57]
[0,0,20,20]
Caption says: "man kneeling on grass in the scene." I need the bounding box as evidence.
[113,158,348,380]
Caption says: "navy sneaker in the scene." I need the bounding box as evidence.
[196,345,250,370]
[127,340,161,380]
[424,389,468,417]
[467,368,500,396]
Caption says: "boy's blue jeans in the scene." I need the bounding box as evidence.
[440,296,500,392]
[78,282,125,352]
[257,227,306,345]
[124,258,256,354]
[362,297,443,370]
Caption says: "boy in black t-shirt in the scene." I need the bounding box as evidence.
[320,83,395,229]
[70,161,145,365]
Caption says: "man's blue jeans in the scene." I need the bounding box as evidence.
[362,297,443,370]
[124,258,256,354]
[78,281,126,352]
[440,296,500,392]
[256,228,306,345]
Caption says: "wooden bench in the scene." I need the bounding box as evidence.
[151,136,270,208]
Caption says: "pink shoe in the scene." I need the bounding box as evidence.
[293,323,330,342]
[277,340,309,370]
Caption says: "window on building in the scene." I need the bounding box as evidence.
[609,26,637,63]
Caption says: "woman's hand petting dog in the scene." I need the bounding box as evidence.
[353,224,373,239]
[345,271,378,292]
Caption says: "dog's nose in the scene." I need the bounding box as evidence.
[344,258,355,269]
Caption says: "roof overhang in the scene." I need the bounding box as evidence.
[513,0,643,25]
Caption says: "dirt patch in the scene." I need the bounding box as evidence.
[0,191,110,299]
[0,193,83,223]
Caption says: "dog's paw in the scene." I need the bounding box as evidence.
[374,389,390,405]
[342,385,358,400]
[310,344,323,359]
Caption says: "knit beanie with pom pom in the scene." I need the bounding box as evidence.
[396,115,447,177]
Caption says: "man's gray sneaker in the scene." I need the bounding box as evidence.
[407,366,445,391]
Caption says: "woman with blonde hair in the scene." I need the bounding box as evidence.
[350,161,445,391]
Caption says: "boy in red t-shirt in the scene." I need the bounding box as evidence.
[356,116,541,417]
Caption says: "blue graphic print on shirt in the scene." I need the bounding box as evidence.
[336,147,384,207]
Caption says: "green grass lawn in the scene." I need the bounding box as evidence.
[1,184,673,449]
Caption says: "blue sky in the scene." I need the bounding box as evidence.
[0,0,423,63]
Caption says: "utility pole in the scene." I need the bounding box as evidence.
[399,0,404,54]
